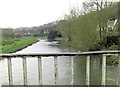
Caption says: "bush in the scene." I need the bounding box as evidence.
[106,36,119,47]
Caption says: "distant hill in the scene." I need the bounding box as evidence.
[13,21,58,36]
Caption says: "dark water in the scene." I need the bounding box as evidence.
[0,39,118,86]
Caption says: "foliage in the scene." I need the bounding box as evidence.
[48,30,61,40]
[107,2,118,21]
[55,37,66,40]
[94,35,120,50]
[58,1,119,51]
[106,55,118,64]
[109,45,120,50]
[106,36,119,47]
[58,9,98,51]
[85,1,119,46]
[2,29,15,38]
[34,33,48,37]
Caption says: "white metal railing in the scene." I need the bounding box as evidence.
[0,50,120,86]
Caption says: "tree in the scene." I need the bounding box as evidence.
[58,1,119,51]
[48,30,58,40]
[83,0,119,47]
[2,29,15,39]
[58,9,98,51]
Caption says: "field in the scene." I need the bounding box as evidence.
[0,38,38,53]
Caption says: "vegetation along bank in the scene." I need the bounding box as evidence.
[0,38,38,53]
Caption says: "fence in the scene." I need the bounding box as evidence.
[1,50,120,86]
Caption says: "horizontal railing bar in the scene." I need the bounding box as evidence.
[0,50,120,58]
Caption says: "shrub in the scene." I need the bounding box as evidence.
[109,45,120,50]
[106,36,119,47]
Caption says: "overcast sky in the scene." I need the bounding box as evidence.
[0,0,118,28]
[0,0,87,28]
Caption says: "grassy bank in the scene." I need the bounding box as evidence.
[55,37,67,40]
[0,38,38,53]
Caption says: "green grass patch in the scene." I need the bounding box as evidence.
[55,37,66,40]
[0,38,38,53]
[106,55,118,64]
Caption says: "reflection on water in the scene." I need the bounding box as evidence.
[0,39,118,85]
[74,56,86,85]
[74,56,118,85]
[90,56,102,85]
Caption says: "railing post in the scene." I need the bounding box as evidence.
[102,55,106,86]
[54,56,58,85]
[118,54,120,86]
[7,58,13,86]
[38,57,42,85]
[22,57,27,86]
[86,56,90,86]
[71,56,74,86]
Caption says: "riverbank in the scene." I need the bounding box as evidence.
[54,38,119,65]
[0,38,38,53]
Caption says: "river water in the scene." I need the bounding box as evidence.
[0,39,118,86]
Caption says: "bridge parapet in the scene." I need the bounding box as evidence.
[1,50,120,86]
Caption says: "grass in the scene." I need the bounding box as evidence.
[106,55,118,65]
[55,37,66,40]
[0,38,38,53]
[101,47,119,65]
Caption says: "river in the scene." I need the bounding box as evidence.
[0,39,118,86]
